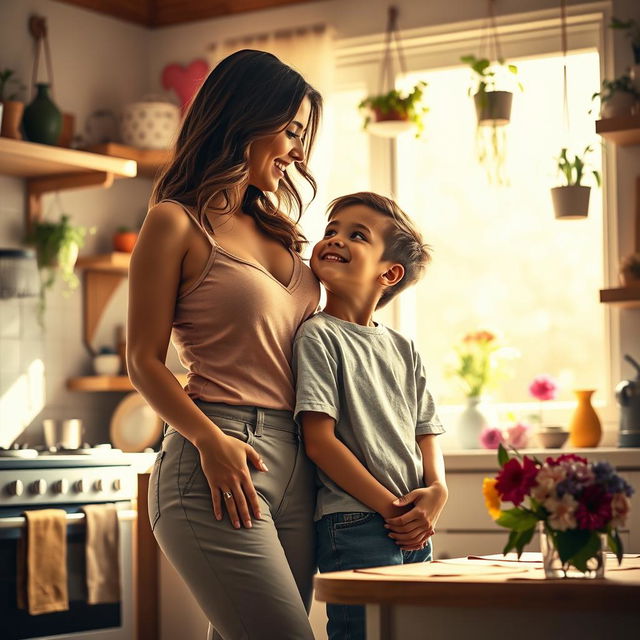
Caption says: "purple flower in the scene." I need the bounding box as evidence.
[529,375,558,401]
[480,427,504,450]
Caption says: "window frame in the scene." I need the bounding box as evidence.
[331,5,619,430]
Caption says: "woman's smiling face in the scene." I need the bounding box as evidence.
[247,97,311,193]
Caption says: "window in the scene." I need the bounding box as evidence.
[324,20,610,425]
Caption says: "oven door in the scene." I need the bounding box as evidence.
[0,504,135,640]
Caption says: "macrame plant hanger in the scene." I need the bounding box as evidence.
[478,0,504,87]
[368,5,415,138]
[28,15,55,100]
[560,0,571,149]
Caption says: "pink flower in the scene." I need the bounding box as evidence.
[505,423,530,449]
[611,493,631,528]
[480,427,504,450]
[529,375,558,401]
[531,463,566,502]
[546,453,588,466]
[496,456,539,506]
[575,485,612,531]
[545,493,578,531]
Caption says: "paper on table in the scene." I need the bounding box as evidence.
[355,561,532,578]
[466,553,542,563]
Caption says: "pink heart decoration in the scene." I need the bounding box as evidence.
[162,59,210,113]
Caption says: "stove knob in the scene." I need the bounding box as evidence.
[93,478,104,492]
[112,478,122,492]
[52,479,69,495]
[7,480,24,497]
[30,479,47,495]
[74,478,87,493]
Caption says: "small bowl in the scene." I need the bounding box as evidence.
[536,429,569,449]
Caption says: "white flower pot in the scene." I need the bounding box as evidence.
[551,185,591,219]
[93,353,121,376]
[456,396,489,449]
[601,92,636,119]
[121,100,180,150]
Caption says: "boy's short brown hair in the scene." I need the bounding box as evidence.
[327,192,431,308]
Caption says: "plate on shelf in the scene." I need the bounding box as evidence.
[110,392,163,452]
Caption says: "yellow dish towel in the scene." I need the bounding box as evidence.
[17,509,69,615]
[81,504,121,604]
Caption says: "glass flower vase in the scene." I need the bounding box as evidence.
[539,523,606,579]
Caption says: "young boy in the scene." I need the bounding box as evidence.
[293,192,448,640]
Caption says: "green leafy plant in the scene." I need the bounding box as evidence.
[610,16,640,63]
[26,215,92,319]
[592,74,638,104]
[0,68,25,102]
[556,146,601,187]
[358,81,428,137]
[460,54,523,96]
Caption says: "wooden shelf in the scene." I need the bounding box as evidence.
[76,252,131,273]
[599,286,640,308]
[595,114,640,146]
[67,373,187,392]
[87,143,171,178]
[0,138,137,178]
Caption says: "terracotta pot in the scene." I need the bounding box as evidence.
[113,231,138,253]
[568,389,602,448]
[0,100,24,139]
[551,185,591,219]
[57,112,75,147]
[474,91,513,126]
[372,107,408,123]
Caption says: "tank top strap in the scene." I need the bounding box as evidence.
[160,199,216,247]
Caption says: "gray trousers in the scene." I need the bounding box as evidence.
[148,402,317,640]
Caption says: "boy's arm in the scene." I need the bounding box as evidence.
[301,411,405,519]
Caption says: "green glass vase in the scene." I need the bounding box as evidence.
[23,83,62,145]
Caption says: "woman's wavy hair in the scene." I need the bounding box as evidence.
[151,49,322,252]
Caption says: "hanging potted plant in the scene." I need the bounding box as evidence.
[26,214,90,320]
[0,68,26,140]
[359,81,428,138]
[551,146,601,219]
[461,54,522,126]
[610,16,640,92]
[592,74,638,119]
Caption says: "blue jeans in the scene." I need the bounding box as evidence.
[316,512,432,640]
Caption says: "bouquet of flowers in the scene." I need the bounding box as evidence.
[483,445,634,576]
[449,330,517,398]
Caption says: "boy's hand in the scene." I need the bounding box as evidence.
[384,484,448,551]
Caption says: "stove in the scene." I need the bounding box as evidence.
[0,444,137,640]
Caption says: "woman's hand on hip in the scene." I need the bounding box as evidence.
[196,433,268,529]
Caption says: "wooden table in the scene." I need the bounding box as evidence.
[314,555,640,640]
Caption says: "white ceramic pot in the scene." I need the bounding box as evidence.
[121,100,180,149]
[456,397,489,449]
[93,353,121,376]
[601,92,636,118]
[551,185,591,219]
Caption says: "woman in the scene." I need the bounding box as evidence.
[127,50,322,639]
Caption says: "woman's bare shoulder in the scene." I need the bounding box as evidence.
[144,200,193,234]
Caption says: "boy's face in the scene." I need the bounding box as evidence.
[311,205,398,300]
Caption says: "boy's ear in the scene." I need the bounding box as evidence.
[379,263,404,287]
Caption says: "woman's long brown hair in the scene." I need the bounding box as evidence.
[151,49,322,252]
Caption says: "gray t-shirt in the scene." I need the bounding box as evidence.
[293,312,445,521]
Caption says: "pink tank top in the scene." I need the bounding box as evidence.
[168,200,320,411]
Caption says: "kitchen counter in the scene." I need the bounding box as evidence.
[314,555,640,640]
[442,447,640,472]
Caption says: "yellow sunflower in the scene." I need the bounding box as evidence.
[482,477,502,520]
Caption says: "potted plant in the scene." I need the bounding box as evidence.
[592,74,638,118]
[551,146,601,219]
[610,17,640,92]
[113,226,138,253]
[460,55,522,125]
[26,214,90,320]
[619,252,640,287]
[358,81,428,138]
[0,68,26,139]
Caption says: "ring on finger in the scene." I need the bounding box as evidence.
[223,490,233,500]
